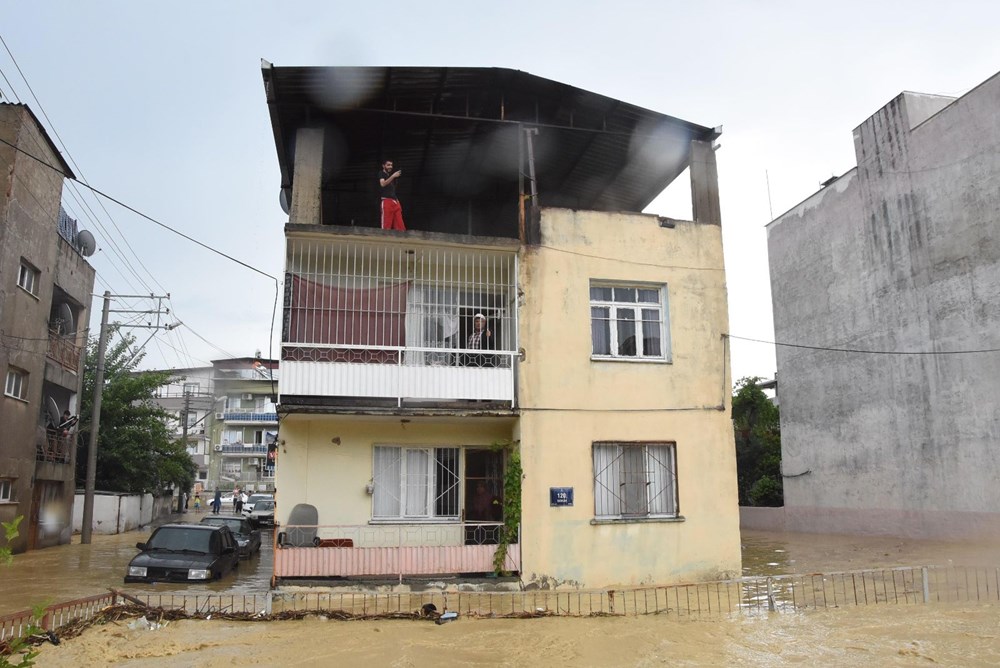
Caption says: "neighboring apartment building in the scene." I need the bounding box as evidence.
[154,365,216,490]
[209,358,278,494]
[266,65,739,588]
[0,104,96,552]
[767,71,1000,539]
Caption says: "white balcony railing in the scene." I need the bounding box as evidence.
[282,238,518,405]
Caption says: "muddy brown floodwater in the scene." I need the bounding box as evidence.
[8,527,1000,666]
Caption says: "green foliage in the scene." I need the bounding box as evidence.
[76,329,196,494]
[732,377,783,507]
[0,516,22,566]
[491,441,522,575]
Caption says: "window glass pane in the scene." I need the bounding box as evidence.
[616,308,636,356]
[637,288,658,303]
[620,446,648,516]
[647,445,676,515]
[641,309,661,357]
[593,445,621,517]
[590,286,612,301]
[591,307,610,355]
[435,448,459,517]
[613,287,636,303]
[404,449,430,516]
[373,447,401,517]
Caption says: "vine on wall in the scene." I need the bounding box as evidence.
[492,440,522,575]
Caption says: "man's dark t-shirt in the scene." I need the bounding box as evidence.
[380,169,397,199]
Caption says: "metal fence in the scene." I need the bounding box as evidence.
[5,565,1000,646]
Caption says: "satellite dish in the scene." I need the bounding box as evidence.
[46,396,61,424]
[279,188,291,215]
[56,303,76,335]
[76,229,97,257]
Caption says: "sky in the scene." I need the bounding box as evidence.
[5,1,1000,384]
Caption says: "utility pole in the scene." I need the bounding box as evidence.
[179,388,190,512]
[81,292,175,544]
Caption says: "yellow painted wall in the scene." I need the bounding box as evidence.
[517,208,741,587]
[275,415,515,544]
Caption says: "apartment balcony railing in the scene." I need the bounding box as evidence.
[273,523,519,580]
[37,433,74,464]
[221,410,278,423]
[282,238,519,405]
[217,444,269,455]
[46,331,82,373]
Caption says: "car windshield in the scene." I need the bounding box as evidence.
[255,501,274,511]
[146,527,213,553]
[202,518,247,534]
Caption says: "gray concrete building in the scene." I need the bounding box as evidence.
[765,71,1000,539]
[0,104,96,551]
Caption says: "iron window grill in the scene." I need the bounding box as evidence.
[593,442,678,519]
[373,446,460,519]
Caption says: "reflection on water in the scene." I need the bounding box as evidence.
[1,515,274,615]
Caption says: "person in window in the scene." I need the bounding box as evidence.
[464,313,494,367]
[379,159,406,231]
[470,482,501,522]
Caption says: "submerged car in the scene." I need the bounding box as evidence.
[125,523,240,583]
[200,514,261,558]
[242,493,273,514]
[247,499,275,527]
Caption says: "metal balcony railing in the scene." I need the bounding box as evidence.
[273,522,520,580]
[217,444,268,454]
[37,433,74,464]
[46,331,82,373]
[221,410,278,422]
[282,238,519,404]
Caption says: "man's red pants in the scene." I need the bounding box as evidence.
[381,198,406,231]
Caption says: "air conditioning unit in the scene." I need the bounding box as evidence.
[215,412,224,420]
[213,444,223,451]
[243,393,253,400]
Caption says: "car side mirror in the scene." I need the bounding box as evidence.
[136,542,146,550]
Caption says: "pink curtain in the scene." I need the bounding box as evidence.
[286,275,409,364]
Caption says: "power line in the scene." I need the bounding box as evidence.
[725,333,1000,356]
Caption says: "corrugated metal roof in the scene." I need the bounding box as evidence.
[262,65,718,236]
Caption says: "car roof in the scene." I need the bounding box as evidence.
[201,514,248,521]
[154,523,227,532]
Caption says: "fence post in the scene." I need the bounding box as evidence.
[921,567,930,603]
[766,578,776,611]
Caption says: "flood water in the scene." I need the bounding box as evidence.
[6,526,1000,666]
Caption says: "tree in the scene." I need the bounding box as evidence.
[732,376,783,507]
[76,329,195,495]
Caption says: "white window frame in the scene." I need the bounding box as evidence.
[4,368,28,401]
[590,283,670,362]
[17,260,39,296]
[0,479,12,502]
[372,445,459,521]
[593,441,678,521]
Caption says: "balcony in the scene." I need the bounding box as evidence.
[217,444,268,455]
[273,523,519,580]
[221,410,278,424]
[37,433,73,464]
[46,331,82,373]
[282,238,518,406]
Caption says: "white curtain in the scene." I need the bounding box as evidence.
[404,449,430,516]
[646,445,676,515]
[593,444,622,517]
[405,285,459,366]
[373,447,401,517]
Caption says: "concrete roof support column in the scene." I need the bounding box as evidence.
[689,139,721,226]
[290,127,324,225]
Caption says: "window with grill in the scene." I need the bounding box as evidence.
[4,368,28,401]
[17,260,39,296]
[590,284,669,360]
[373,446,459,519]
[593,442,678,520]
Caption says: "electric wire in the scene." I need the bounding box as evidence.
[725,333,1000,356]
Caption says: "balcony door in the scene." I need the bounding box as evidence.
[464,449,504,545]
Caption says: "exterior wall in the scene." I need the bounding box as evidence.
[0,105,93,552]
[517,208,740,587]
[72,492,170,534]
[767,73,1000,539]
[276,415,514,538]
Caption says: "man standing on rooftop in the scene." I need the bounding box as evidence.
[379,159,406,231]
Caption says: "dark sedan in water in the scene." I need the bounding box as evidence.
[200,514,262,558]
[125,524,240,583]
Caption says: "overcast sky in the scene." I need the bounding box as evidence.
[6,2,1000,383]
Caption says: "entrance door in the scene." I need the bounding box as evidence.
[464,449,503,545]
